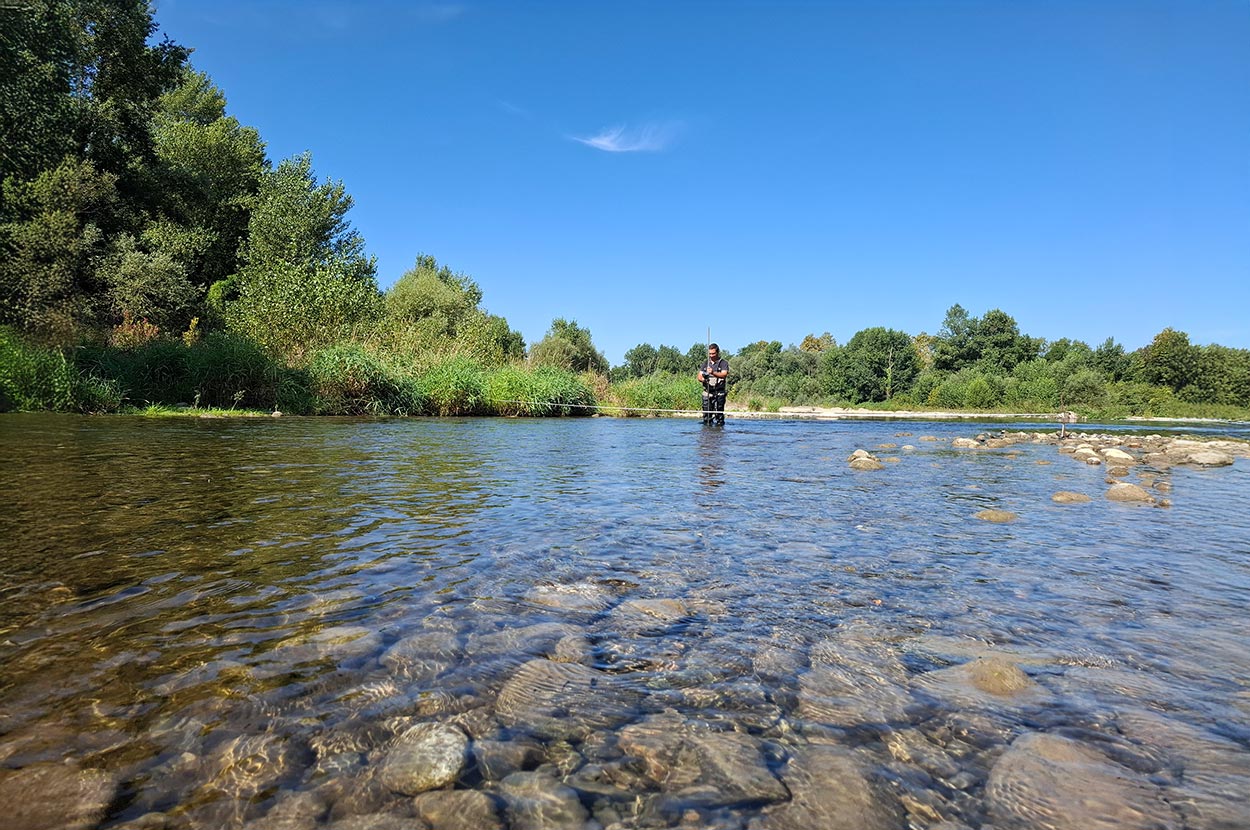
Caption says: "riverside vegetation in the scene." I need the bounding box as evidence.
[3,2,1249,422]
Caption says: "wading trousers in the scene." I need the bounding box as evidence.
[702,388,726,425]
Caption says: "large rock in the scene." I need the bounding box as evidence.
[1102,448,1136,464]
[495,659,643,740]
[618,711,787,806]
[914,657,1044,710]
[986,732,1180,829]
[975,509,1018,523]
[952,438,980,448]
[1186,450,1235,467]
[1106,483,1153,503]
[412,790,504,830]
[497,771,589,830]
[379,723,468,795]
[523,581,614,614]
[380,629,461,681]
[1115,709,1250,829]
[1051,491,1091,504]
[0,763,118,830]
[849,457,885,471]
[798,637,912,728]
[759,744,901,830]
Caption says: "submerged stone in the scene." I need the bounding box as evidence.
[618,710,787,806]
[495,659,643,740]
[0,763,118,830]
[975,509,1018,523]
[761,744,902,830]
[497,771,589,830]
[412,790,504,830]
[380,723,468,795]
[1051,491,1091,504]
[986,732,1180,829]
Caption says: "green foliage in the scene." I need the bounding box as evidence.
[149,68,266,291]
[820,327,919,403]
[486,365,595,416]
[225,154,380,359]
[0,325,76,410]
[612,374,702,416]
[1061,367,1108,407]
[799,332,835,352]
[933,304,1039,374]
[1139,327,1196,392]
[307,342,422,415]
[615,342,691,381]
[416,356,489,416]
[530,318,608,374]
[0,156,117,336]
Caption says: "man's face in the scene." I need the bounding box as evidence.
[708,348,719,361]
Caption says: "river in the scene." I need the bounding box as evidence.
[1,413,1248,829]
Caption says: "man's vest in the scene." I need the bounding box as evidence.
[703,358,727,391]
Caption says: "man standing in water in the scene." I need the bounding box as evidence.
[698,343,729,426]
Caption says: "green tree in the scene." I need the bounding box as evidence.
[820,327,919,402]
[619,343,658,378]
[223,154,379,359]
[530,318,608,374]
[0,0,78,187]
[149,68,267,294]
[933,304,976,371]
[1093,336,1135,382]
[799,332,835,353]
[385,254,482,333]
[933,305,1038,374]
[1139,328,1196,392]
[0,157,118,335]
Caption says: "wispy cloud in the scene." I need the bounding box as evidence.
[496,99,532,119]
[572,122,680,153]
[410,3,467,24]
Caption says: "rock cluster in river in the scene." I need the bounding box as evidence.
[946,429,1246,511]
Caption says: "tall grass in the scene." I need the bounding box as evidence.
[416,356,489,416]
[307,343,423,415]
[486,365,595,416]
[0,326,78,411]
[609,374,702,416]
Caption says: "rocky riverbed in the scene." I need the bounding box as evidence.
[2,415,1248,830]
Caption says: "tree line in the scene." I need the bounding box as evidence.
[615,305,1250,418]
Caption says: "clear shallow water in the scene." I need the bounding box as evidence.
[1,413,1248,829]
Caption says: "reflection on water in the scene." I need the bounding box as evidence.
[1,413,1248,829]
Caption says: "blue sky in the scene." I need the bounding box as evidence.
[153,0,1250,364]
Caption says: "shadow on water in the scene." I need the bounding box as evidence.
[1,413,1248,828]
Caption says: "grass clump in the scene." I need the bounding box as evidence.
[416,356,489,415]
[0,326,78,411]
[610,374,701,416]
[307,343,423,415]
[486,365,595,416]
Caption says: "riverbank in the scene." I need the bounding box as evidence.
[752,404,1249,426]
